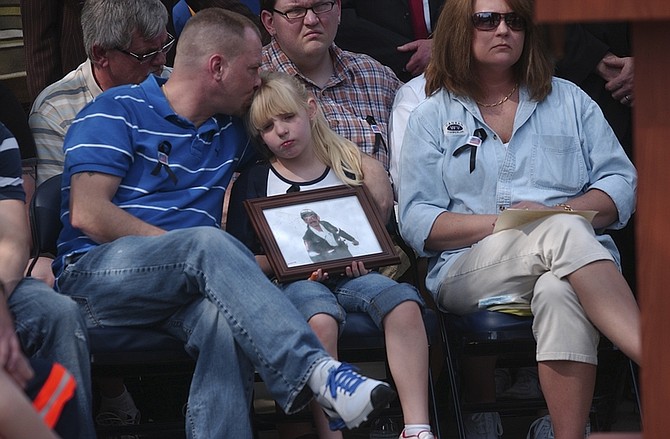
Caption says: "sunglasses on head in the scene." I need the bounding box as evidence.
[472,12,525,31]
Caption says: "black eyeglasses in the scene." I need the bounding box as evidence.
[272,1,336,20]
[116,33,175,64]
[472,12,525,32]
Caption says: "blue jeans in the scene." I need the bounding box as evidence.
[56,227,330,439]
[280,273,424,329]
[10,277,94,439]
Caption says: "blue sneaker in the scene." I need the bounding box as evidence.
[314,363,396,430]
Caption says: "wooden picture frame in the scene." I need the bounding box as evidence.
[243,185,400,283]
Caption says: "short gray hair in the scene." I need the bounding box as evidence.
[81,0,169,60]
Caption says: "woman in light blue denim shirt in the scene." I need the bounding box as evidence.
[397,0,641,437]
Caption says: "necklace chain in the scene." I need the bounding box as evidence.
[477,83,519,108]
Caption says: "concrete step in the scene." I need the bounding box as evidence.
[0,39,25,77]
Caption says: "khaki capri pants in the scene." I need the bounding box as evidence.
[438,214,615,365]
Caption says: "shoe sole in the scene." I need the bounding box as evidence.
[342,384,397,430]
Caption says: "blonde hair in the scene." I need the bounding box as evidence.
[426,0,553,101]
[248,71,363,187]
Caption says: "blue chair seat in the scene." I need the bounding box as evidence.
[444,310,536,359]
[88,327,191,366]
[448,310,534,342]
[339,309,439,350]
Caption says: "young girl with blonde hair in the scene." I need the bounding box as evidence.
[227,71,435,439]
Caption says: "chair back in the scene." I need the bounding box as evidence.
[27,174,62,275]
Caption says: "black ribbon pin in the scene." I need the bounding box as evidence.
[365,115,387,154]
[453,128,487,173]
[151,141,178,184]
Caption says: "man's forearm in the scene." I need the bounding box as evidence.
[71,197,165,244]
[69,172,166,243]
[0,200,31,298]
[0,245,29,299]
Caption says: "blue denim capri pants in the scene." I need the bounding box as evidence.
[279,271,425,331]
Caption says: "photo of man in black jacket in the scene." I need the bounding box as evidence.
[300,209,359,262]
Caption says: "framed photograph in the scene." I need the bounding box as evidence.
[244,185,400,283]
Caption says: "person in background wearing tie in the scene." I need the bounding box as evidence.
[336,0,444,81]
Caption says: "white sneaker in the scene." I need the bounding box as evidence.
[464,412,503,439]
[314,362,396,430]
[500,367,543,400]
[95,407,141,439]
[526,415,553,439]
[94,409,140,425]
[399,429,435,439]
[95,389,141,439]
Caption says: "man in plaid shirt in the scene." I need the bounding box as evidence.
[259,0,402,171]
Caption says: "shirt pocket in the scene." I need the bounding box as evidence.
[530,134,587,193]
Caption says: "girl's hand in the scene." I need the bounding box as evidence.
[345,261,368,278]
[308,268,329,282]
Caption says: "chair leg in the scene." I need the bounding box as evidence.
[428,366,443,439]
[629,359,642,425]
[440,316,466,439]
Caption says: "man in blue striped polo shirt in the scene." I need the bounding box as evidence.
[54,8,395,439]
